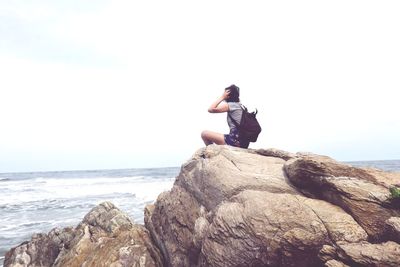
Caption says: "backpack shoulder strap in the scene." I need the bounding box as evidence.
[228,112,240,128]
[228,103,245,128]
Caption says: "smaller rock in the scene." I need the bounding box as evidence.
[4,227,74,267]
[79,201,133,233]
[5,202,163,267]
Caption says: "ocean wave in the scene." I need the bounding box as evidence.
[33,175,146,183]
[0,192,140,212]
[18,221,56,228]
[0,220,57,232]
[0,204,20,211]
[0,178,10,182]
[0,177,174,206]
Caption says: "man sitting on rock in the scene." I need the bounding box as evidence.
[201,84,250,149]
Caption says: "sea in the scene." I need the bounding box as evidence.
[0,167,180,266]
[1,160,400,266]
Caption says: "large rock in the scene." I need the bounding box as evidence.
[146,145,301,266]
[176,145,299,211]
[145,145,398,266]
[284,154,400,241]
[5,202,163,267]
[145,186,202,267]
[198,190,366,267]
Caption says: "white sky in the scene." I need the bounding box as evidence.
[1,0,399,172]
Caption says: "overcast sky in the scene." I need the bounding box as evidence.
[1,0,399,172]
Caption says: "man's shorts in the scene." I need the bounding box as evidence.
[224,128,249,148]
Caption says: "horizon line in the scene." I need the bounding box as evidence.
[1,158,400,175]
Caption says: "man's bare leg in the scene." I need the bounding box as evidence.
[201,130,226,145]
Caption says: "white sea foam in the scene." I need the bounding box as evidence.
[0,176,174,206]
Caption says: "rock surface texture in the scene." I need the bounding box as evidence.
[5,145,400,266]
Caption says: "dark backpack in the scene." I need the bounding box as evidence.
[229,105,262,143]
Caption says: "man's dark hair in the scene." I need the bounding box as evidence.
[225,84,240,102]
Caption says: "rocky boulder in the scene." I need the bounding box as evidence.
[5,146,400,267]
[4,227,74,267]
[284,154,400,241]
[145,145,400,266]
[5,202,162,267]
